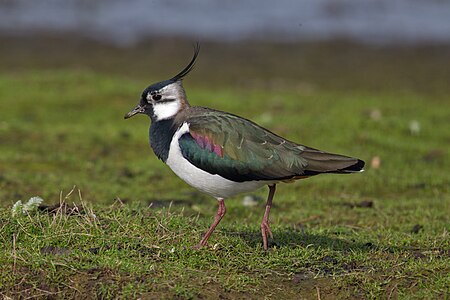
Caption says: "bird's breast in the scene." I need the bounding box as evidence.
[149,118,179,162]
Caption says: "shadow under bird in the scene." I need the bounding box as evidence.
[124,44,365,250]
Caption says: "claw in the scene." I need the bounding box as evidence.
[261,221,273,250]
[193,243,204,250]
[266,222,274,239]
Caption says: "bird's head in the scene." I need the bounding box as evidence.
[124,44,199,122]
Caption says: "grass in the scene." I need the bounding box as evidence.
[0,37,449,299]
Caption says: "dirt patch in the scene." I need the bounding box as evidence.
[4,264,362,299]
[342,200,374,209]
[423,149,445,163]
[40,246,71,256]
[4,266,60,299]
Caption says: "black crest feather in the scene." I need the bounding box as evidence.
[170,42,200,81]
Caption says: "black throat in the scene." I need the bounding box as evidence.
[149,118,179,162]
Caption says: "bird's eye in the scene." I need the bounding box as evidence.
[153,94,162,101]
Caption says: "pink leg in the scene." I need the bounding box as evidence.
[261,185,276,250]
[194,198,226,249]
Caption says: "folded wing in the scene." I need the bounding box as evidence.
[178,109,364,183]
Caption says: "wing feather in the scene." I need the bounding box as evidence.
[177,108,363,182]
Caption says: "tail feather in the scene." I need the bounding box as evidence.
[300,147,365,176]
[338,159,365,173]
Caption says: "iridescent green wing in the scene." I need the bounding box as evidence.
[178,110,309,182]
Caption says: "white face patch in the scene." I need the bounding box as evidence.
[145,82,186,120]
[153,100,181,121]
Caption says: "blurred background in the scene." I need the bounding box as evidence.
[0,0,449,204]
[2,0,450,45]
[1,3,449,297]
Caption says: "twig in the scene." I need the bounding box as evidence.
[12,233,16,273]
[0,292,13,300]
[387,283,398,300]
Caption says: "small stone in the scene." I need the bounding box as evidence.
[369,109,382,121]
[191,204,202,212]
[242,195,261,207]
[371,156,381,169]
[409,120,421,135]
[257,112,273,126]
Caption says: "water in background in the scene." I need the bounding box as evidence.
[1,0,450,46]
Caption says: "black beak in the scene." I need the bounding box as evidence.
[124,104,145,119]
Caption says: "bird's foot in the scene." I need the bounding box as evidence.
[192,242,206,250]
[260,220,273,250]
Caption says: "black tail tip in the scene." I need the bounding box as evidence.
[344,159,365,172]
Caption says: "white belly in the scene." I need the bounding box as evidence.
[166,123,271,199]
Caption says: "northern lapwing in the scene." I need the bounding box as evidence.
[124,44,365,250]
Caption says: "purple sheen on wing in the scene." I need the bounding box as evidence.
[213,144,223,157]
[190,131,224,158]
[204,136,213,152]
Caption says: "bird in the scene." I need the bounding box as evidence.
[124,44,365,250]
